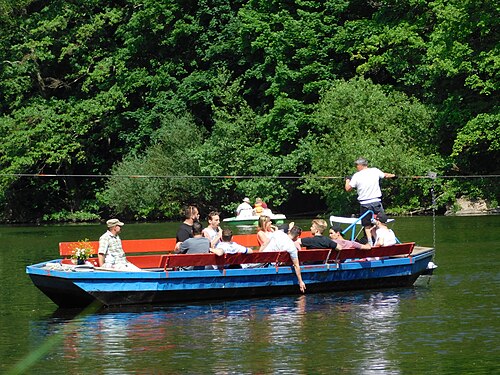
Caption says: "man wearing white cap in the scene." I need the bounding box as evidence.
[98,219,142,271]
[236,197,253,217]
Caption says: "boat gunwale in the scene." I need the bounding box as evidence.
[26,247,434,280]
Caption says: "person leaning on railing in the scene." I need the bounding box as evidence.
[328,225,372,250]
[259,226,306,293]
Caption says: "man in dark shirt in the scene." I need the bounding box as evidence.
[298,219,340,250]
[176,221,210,254]
[175,205,200,251]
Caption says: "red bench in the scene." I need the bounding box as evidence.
[158,242,415,270]
[58,233,411,269]
[58,231,314,261]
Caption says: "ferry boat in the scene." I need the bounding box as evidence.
[26,230,435,308]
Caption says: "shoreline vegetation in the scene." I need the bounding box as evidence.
[0,1,498,224]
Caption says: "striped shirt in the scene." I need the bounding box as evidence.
[98,230,127,266]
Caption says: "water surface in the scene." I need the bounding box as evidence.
[1,216,498,374]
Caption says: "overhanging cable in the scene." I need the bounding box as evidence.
[1,173,499,179]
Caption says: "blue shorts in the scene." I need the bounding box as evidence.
[360,202,384,226]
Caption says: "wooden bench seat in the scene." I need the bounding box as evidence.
[58,233,411,270]
[331,242,415,261]
[156,242,415,270]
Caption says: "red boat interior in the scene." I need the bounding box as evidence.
[59,233,416,270]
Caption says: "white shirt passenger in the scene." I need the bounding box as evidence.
[236,202,253,217]
[374,228,397,246]
[262,230,299,260]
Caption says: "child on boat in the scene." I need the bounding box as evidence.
[212,228,253,256]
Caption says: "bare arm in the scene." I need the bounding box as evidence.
[98,253,105,266]
[344,178,352,192]
[174,242,188,254]
[174,242,183,254]
[204,229,221,248]
[292,258,306,293]
[202,229,210,241]
[97,236,107,266]
[259,237,271,252]
[383,172,396,178]
[210,247,224,256]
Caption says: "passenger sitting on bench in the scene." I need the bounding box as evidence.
[175,222,210,255]
[260,226,306,293]
[298,219,340,250]
[176,221,211,270]
[98,219,143,271]
[212,228,253,256]
[329,225,372,250]
[371,213,397,246]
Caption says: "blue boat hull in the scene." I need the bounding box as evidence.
[27,248,434,308]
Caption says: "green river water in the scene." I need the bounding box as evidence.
[0,216,498,374]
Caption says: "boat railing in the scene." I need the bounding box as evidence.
[57,232,413,270]
[340,210,374,241]
[159,242,416,270]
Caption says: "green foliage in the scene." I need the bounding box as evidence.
[42,210,100,223]
[0,0,497,222]
[100,115,206,219]
[451,112,500,173]
[298,77,442,214]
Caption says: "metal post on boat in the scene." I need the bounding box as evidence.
[342,210,374,241]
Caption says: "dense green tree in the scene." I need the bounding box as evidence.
[101,114,205,219]
[297,77,442,214]
[0,0,497,222]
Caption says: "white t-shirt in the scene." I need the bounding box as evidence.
[262,230,298,260]
[349,167,385,204]
[236,202,253,217]
[203,226,220,247]
[375,227,397,246]
[215,241,250,254]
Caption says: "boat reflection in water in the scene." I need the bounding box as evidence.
[352,293,403,374]
[27,289,424,374]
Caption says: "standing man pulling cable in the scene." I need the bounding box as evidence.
[345,157,396,244]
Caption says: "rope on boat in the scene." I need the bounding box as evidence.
[430,173,437,251]
[427,172,437,285]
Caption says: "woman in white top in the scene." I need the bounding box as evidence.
[256,215,275,246]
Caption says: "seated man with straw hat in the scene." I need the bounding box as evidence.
[98,219,143,271]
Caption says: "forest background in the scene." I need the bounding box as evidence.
[0,0,498,223]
